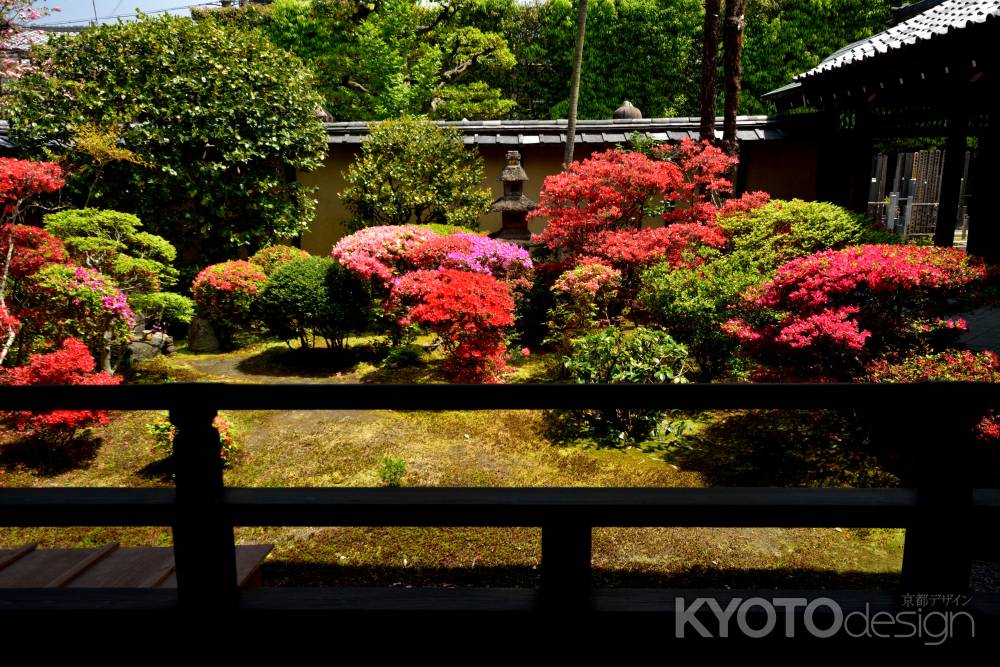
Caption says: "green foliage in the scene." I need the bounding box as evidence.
[562,326,689,443]
[719,199,879,270]
[417,223,487,237]
[378,454,408,487]
[249,245,312,276]
[741,1,893,114]
[461,0,702,119]
[256,256,371,349]
[203,0,516,120]
[6,14,327,265]
[341,118,492,229]
[128,292,195,328]
[43,209,177,293]
[639,249,766,380]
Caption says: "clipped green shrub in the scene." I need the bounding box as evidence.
[250,245,311,276]
[256,257,371,349]
[719,199,881,269]
[562,326,689,443]
[639,249,766,380]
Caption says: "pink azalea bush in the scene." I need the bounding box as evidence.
[331,225,437,287]
[722,245,987,380]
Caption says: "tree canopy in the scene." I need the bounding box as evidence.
[4,14,328,266]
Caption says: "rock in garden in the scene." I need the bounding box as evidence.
[128,332,175,361]
[187,317,220,353]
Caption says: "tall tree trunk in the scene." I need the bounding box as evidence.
[563,0,589,168]
[699,0,722,141]
[722,0,747,152]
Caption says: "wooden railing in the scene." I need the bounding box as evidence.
[0,382,998,616]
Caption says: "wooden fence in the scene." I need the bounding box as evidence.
[0,382,998,618]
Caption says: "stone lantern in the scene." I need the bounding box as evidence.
[489,150,536,243]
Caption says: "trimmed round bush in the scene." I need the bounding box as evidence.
[719,199,884,268]
[191,260,267,348]
[250,245,311,276]
[256,257,371,349]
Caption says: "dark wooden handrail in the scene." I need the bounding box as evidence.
[0,382,997,616]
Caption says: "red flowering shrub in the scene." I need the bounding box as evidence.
[0,158,65,215]
[530,148,686,256]
[249,245,311,276]
[406,234,475,270]
[0,338,121,441]
[867,350,999,444]
[654,140,738,223]
[147,413,242,466]
[387,269,515,383]
[718,190,771,218]
[590,223,728,269]
[723,245,987,380]
[0,224,69,279]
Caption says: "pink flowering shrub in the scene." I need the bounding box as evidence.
[191,260,267,323]
[331,225,438,287]
[387,268,515,383]
[548,262,621,351]
[723,245,987,380]
[191,260,267,347]
[24,265,135,367]
[407,233,533,291]
[0,338,121,442]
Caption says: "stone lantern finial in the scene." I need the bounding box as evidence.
[613,100,642,120]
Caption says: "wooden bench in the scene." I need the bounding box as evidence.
[0,543,273,588]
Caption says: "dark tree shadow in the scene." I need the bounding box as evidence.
[0,433,104,476]
[665,409,902,488]
[236,344,383,378]
[260,561,898,591]
[135,454,176,482]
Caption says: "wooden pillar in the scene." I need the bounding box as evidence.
[966,123,1000,264]
[848,108,874,213]
[933,110,970,247]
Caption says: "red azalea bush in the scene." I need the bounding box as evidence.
[0,224,69,279]
[331,225,438,287]
[723,245,987,380]
[654,140,738,224]
[0,158,65,215]
[529,148,687,256]
[387,268,515,383]
[0,337,121,441]
[147,413,242,466]
[191,260,267,324]
[406,234,474,270]
[718,190,771,218]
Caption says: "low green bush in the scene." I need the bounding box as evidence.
[256,257,371,349]
[639,249,767,380]
[719,199,884,269]
[562,326,689,443]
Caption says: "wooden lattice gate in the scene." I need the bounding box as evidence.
[867,149,972,241]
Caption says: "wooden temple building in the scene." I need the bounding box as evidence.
[765,0,1000,262]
